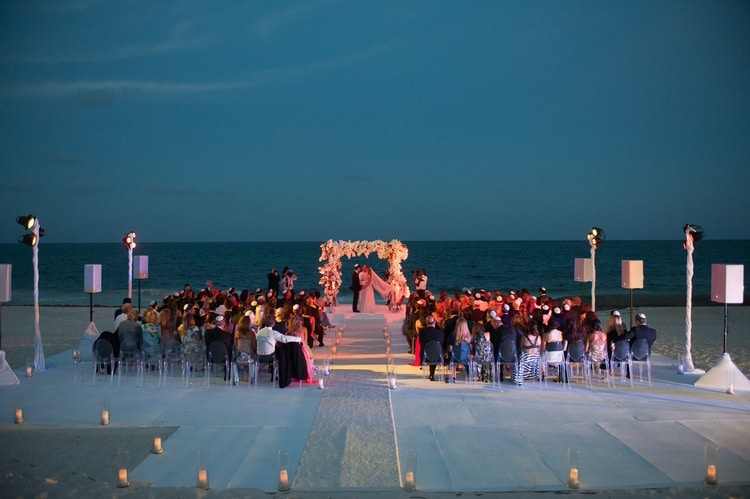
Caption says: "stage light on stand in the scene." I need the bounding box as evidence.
[122,232,136,300]
[682,224,705,374]
[16,214,45,372]
[586,227,605,312]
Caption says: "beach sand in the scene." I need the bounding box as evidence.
[1,305,749,498]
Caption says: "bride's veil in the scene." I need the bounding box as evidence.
[370,269,392,300]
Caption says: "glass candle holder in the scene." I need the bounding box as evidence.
[152,421,164,454]
[278,450,291,491]
[196,449,209,489]
[727,370,735,395]
[113,449,130,488]
[25,357,33,378]
[13,393,23,424]
[101,396,110,425]
[567,449,581,489]
[403,450,417,491]
[677,354,684,375]
[704,445,719,485]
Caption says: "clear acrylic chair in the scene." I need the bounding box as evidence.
[161,339,186,386]
[422,340,444,382]
[118,343,144,386]
[630,338,651,386]
[205,341,231,387]
[92,337,115,386]
[565,340,588,387]
[542,343,568,389]
[495,338,518,389]
[610,340,633,387]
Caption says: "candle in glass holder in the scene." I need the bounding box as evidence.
[567,467,580,488]
[318,378,325,389]
[331,346,337,355]
[388,377,397,389]
[117,468,129,487]
[404,471,415,491]
[25,366,33,377]
[14,408,23,424]
[278,468,290,491]
[152,437,163,454]
[197,469,209,489]
[101,410,110,425]
[705,464,718,485]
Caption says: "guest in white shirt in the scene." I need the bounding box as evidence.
[256,316,302,363]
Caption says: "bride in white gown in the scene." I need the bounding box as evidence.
[358,265,392,314]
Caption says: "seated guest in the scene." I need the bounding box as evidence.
[204,313,234,362]
[116,308,142,355]
[141,309,162,368]
[256,316,303,364]
[419,314,443,381]
[541,318,566,381]
[179,313,205,368]
[288,315,315,383]
[513,321,541,385]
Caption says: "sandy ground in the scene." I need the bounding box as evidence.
[1,305,749,498]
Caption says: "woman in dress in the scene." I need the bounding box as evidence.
[358,266,376,313]
[513,321,541,385]
[289,314,316,383]
[179,313,205,369]
[359,266,394,314]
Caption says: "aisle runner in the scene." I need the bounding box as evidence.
[293,316,400,490]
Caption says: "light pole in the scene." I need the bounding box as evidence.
[17,215,45,372]
[683,224,704,373]
[123,232,136,300]
[586,227,605,312]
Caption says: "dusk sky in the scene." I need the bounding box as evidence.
[1,1,749,243]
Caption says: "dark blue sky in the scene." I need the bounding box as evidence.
[1,0,749,243]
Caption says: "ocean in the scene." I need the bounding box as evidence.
[1,240,749,308]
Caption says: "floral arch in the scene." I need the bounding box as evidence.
[318,239,409,306]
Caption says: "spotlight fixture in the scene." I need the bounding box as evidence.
[587,226,606,247]
[16,215,43,247]
[123,232,137,250]
[684,224,704,243]
[16,215,37,230]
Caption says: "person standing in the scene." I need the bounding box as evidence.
[350,263,362,313]
[267,268,281,296]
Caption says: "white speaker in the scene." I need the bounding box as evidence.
[134,256,149,279]
[84,264,102,293]
[0,264,11,302]
[574,258,592,282]
[711,264,744,304]
[622,260,644,289]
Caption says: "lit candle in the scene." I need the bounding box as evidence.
[197,469,209,489]
[152,437,163,454]
[404,471,415,491]
[14,408,23,424]
[677,363,684,375]
[117,468,129,487]
[25,366,32,377]
[331,346,337,355]
[567,467,580,488]
[278,468,290,491]
[101,410,110,425]
[705,464,718,485]
[388,377,397,389]
[318,378,325,389]
[727,383,735,395]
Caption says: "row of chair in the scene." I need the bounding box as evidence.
[76,337,278,388]
[421,338,652,388]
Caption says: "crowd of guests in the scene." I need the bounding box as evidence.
[105,272,337,385]
[402,286,657,384]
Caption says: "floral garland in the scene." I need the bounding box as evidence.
[318,239,409,306]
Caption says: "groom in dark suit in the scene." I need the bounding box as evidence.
[351,263,362,312]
